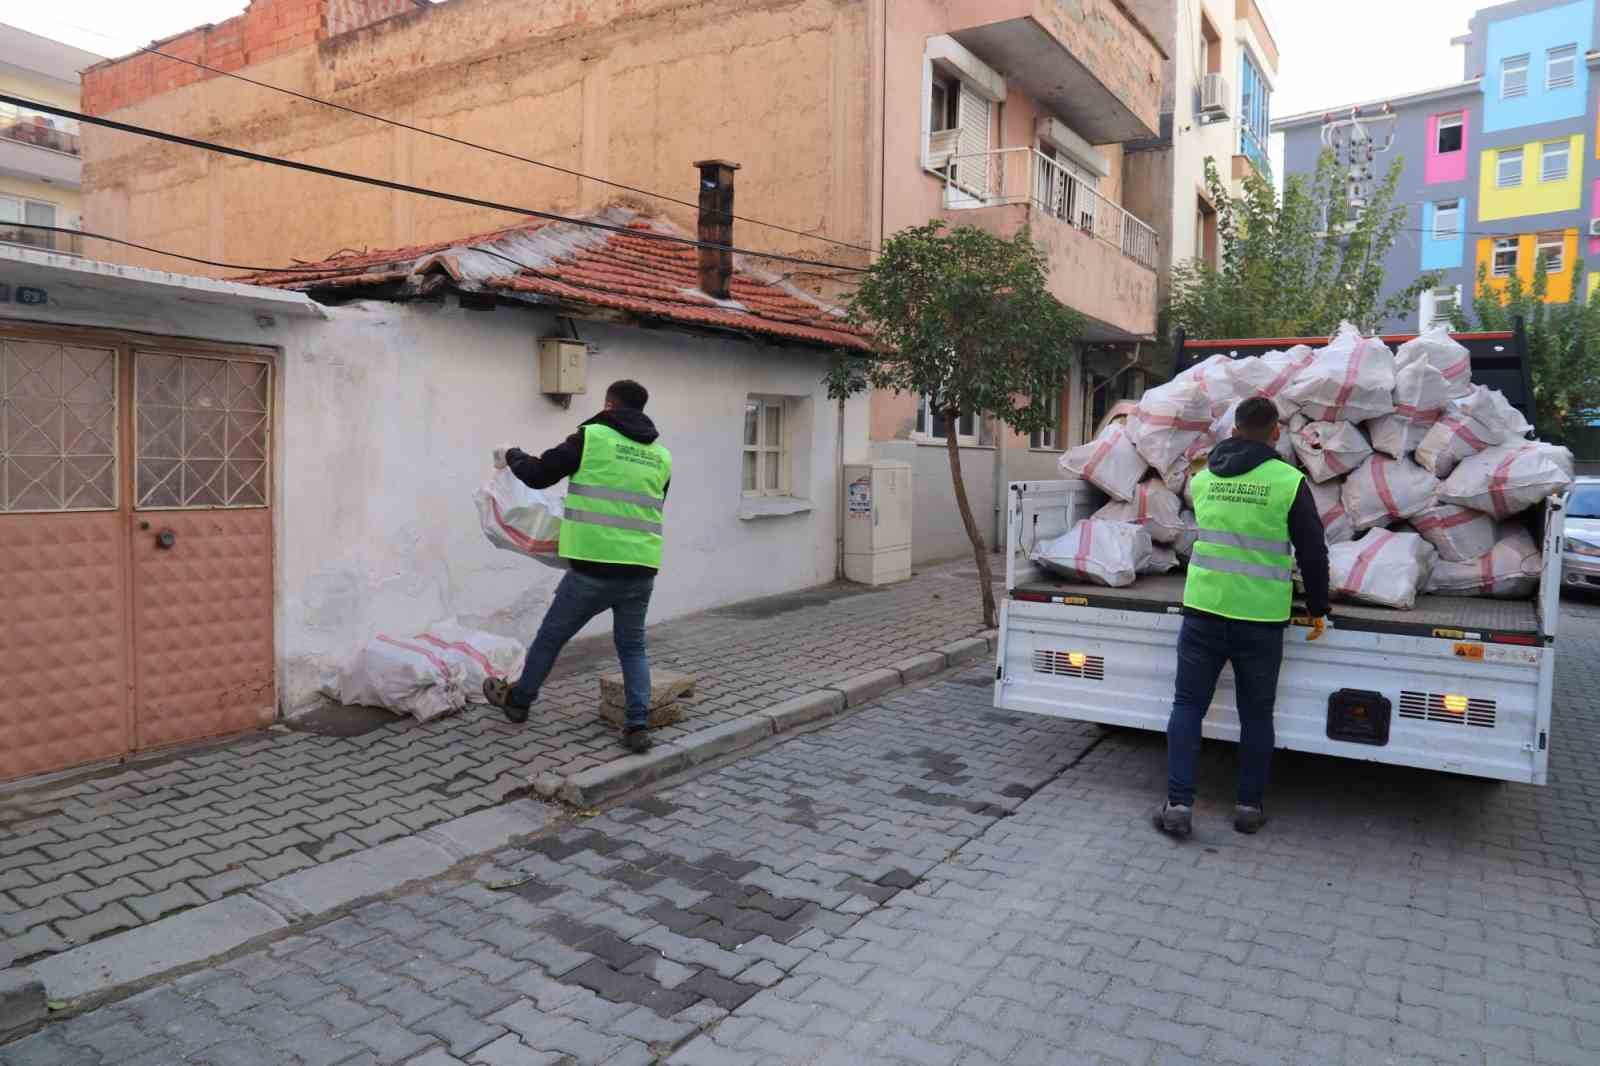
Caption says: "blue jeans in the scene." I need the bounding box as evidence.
[510,569,655,729]
[1166,612,1285,808]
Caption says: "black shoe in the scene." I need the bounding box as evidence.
[1152,802,1192,839]
[623,727,653,754]
[1233,804,1267,834]
[482,679,530,724]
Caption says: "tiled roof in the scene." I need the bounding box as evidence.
[236,205,870,352]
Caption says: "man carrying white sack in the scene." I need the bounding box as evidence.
[1155,397,1330,839]
[483,380,672,755]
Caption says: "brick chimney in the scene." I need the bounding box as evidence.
[694,160,740,300]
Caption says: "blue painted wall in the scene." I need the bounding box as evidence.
[1420,199,1467,270]
[1482,0,1593,132]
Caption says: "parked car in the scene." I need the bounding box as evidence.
[1562,478,1600,595]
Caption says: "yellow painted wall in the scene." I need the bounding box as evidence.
[1588,272,1598,301]
[0,61,85,224]
[1474,229,1579,301]
[1478,135,1585,221]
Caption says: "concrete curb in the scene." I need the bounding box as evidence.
[553,628,999,808]
[0,969,45,1038]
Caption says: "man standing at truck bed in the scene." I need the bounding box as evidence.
[1155,396,1330,837]
[483,380,671,755]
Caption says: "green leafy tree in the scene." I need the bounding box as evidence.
[1459,258,1600,443]
[828,222,1083,626]
[1171,151,1438,337]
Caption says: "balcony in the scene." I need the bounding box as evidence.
[0,101,83,189]
[1,227,83,257]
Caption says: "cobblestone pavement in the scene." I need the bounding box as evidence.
[0,564,992,968]
[5,598,1598,1065]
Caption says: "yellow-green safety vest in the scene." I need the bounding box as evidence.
[558,424,672,569]
[1183,458,1303,623]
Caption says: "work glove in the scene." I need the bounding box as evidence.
[501,447,528,469]
[1306,616,1327,642]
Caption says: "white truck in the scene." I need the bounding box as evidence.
[993,329,1562,786]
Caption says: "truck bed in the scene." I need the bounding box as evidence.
[1013,572,1541,639]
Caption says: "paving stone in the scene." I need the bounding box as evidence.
[415,1003,507,1057]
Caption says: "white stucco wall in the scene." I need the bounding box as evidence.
[0,253,865,716]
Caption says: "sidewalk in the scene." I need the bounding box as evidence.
[0,562,996,972]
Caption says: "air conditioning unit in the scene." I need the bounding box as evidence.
[1587,218,1600,238]
[1201,73,1230,118]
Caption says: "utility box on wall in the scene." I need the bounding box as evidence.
[843,460,912,586]
[539,337,588,395]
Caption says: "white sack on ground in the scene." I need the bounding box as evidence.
[1032,519,1153,588]
[1425,527,1543,598]
[1329,529,1437,610]
[1341,454,1440,531]
[1126,375,1215,477]
[1439,442,1575,519]
[1282,323,1397,423]
[1060,423,1147,502]
[331,636,467,722]
[1141,544,1181,575]
[1409,502,1499,563]
[1394,326,1474,400]
[1231,345,1316,418]
[1309,478,1354,545]
[475,464,567,569]
[1093,477,1186,544]
[409,621,526,703]
[1291,417,1374,483]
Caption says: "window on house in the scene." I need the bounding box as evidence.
[1542,139,1570,182]
[1429,286,1461,328]
[925,66,994,200]
[1239,52,1271,174]
[742,398,789,496]
[1436,112,1464,154]
[1434,200,1461,240]
[916,395,981,445]
[1547,44,1578,90]
[1497,147,1524,188]
[929,76,958,134]
[1492,237,1519,277]
[1029,389,1061,450]
[1200,12,1222,75]
[1537,232,1565,275]
[1502,53,1530,99]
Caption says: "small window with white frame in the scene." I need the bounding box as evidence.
[1029,388,1061,450]
[1502,53,1530,98]
[1433,200,1460,240]
[1497,147,1524,188]
[1492,237,1519,277]
[1542,139,1570,182]
[1428,285,1461,328]
[742,397,789,496]
[1547,44,1578,90]
[1436,112,1464,154]
[916,395,980,445]
[1537,231,1565,275]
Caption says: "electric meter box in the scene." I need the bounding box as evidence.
[539,337,588,395]
[843,460,912,586]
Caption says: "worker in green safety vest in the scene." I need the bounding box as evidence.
[1154,396,1330,839]
[484,380,672,754]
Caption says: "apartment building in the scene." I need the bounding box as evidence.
[77,0,1166,564]
[1275,0,1597,333]
[0,24,101,255]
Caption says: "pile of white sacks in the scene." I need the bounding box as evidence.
[1035,323,1574,608]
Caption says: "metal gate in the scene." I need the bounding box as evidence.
[0,326,276,782]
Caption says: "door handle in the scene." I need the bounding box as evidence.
[156,529,176,550]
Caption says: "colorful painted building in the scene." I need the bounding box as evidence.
[1273,0,1600,331]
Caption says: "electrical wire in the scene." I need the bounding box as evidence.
[0,224,358,273]
[1,94,867,276]
[136,45,879,258]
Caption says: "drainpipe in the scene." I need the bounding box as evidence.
[836,396,847,581]
[993,419,1007,547]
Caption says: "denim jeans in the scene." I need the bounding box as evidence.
[510,569,655,729]
[1166,612,1286,808]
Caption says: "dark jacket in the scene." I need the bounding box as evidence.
[506,408,669,580]
[1198,437,1331,620]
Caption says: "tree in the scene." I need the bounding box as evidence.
[1170,151,1438,338]
[1458,258,1600,443]
[827,222,1084,627]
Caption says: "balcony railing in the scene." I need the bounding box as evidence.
[937,147,1159,271]
[0,101,82,158]
[0,227,83,256]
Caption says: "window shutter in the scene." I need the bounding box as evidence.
[956,84,991,196]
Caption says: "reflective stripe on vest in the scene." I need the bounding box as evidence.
[1183,458,1304,623]
[558,423,673,568]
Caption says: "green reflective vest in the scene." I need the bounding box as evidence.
[558,424,672,569]
[1183,458,1303,623]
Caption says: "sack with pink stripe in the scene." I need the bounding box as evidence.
[1407,502,1499,563]
[1231,345,1316,418]
[1125,376,1215,476]
[1329,529,1437,610]
[1368,336,1463,458]
[1394,327,1474,402]
[475,462,567,570]
[1309,479,1354,545]
[1179,353,1244,417]
[1093,477,1185,544]
[331,635,468,722]
[1141,544,1181,575]
[1290,416,1373,484]
[409,621,527,704]
[1439,442,1574,519]
[1425,527,1542,599]
[1060,423,1147,502]
[1031,519,1153,588]
[1341,455,1440,532]
[1282,323,1398,423]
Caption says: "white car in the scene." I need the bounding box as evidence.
[1562,477,1600,595]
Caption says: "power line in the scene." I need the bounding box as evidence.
[137,45,879,258]
[3,95,867,276]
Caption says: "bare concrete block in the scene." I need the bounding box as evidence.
[891,652,948,683]
[0,969,45,1036]
[678,717,772,765]
[979,628,1000,652]
[600,670,696,711]
[830,668,903,708]
[600,701,683,729]
[939,637,990,666]
[760,691,844,733]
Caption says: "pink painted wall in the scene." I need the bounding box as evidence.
[1424,109,1469,185]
